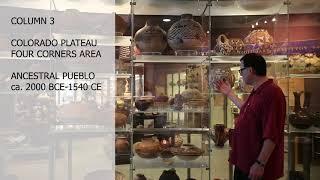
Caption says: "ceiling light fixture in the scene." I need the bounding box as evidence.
[272,17,276,22]
[163,19,171,22]
[264,20,267,24]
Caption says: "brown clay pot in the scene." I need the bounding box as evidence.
[211,124,229,147]
[134,136,160,159]
[115,112,127,128]
[134,20,167,54]
[289,91,313,129]
[135,98,153,111]
[115,14,127,36]
[115,135,129,153]
[173,144,204,161]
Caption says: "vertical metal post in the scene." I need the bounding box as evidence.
[187,134,191,179]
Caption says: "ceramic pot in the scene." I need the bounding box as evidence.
[154,94,169,108]
[169,94,184,111]
[134,20,167,54]
[159,149,175,159]
[115,112,127,128]
[229,38,244,55]
[244,29,273,46]
[116,14,127,36]
[211,124,229,147]
[167,14,205,51]
[155,94,169,103]
[159,169,180,180]
[135,97,153,111]
[214,34,233,56]
[115,135,129,153]
[173,134,183,147]
[116,171,125,180]
[209,64,235,91]
[134,136,160,159]
[134,174,147,180]
[173,144,204,161]
[181,88,203,102]
[289,91,313,129]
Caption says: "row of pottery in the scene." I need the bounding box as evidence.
[133,135,203,160]
[289,53,320,74]
[134,14,205,54]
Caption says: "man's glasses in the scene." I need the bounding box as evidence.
[239,67,248,74]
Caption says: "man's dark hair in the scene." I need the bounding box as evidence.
[240,53,267,76]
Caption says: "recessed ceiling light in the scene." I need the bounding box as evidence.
[272,17,276,22]
[163,19,171,22]
[264,20,267,24]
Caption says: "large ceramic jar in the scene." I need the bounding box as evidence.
[134,136,160,159]
[244,29,274,55]
[244,29,273,46]
[167,14,205,52]
[209,64,235,91]
[134,20,167,54]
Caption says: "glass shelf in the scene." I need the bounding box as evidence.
[210,92,251,96]
[289,125,320,134]
[115,73,132,78]
[289,74,320,78]
[133,55,287,64]
[210,55,287,64]
[132,156,209,169]
[49,125,114,138]
[116,128,132,133]
[134,55,208,64]
[133,128,210,134]
[134,107,209,113]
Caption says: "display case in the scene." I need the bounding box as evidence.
[114,0,296,180]
[286,1,320,180]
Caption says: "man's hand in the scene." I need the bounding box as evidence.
[213,79,244,109]
[213,79,232,96]
[248,162,264,180]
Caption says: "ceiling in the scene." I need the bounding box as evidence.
[0,0,319,15]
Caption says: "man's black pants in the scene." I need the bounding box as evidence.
[234,166,250,180]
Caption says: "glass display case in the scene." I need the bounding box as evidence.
[113,0,312,180]
[286,1,320,180]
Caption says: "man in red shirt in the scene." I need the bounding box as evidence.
[214,53,286,180]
